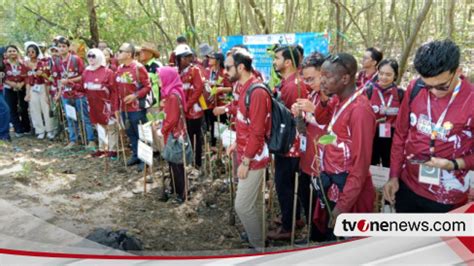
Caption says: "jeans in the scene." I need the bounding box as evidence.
[0,90,11,140]
[121,110,147,159]
[5,88,30,134]
[61,96,95,143]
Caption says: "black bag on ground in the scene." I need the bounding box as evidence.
[85,228,143,251]
[245,83,296,155]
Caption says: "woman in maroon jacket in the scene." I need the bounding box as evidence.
[82,48,118,158]
[3,45,30,136]
[157,66,188,204]
[366,59,404,167]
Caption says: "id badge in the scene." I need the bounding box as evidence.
[418,165,440,186]
[32,85,42,93]
[379,123,391,138]
[300,135,307,152]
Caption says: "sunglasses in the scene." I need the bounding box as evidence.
[326,55,351,75]
[87,54,96,59]
[224,65,235,71]
[424,73,456,91]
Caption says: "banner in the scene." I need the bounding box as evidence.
[217,32,330,81]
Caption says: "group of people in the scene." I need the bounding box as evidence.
[0,36,473,251]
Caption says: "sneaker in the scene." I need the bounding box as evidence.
[14,132,24,138]
[87,141,96,149]
[127,157,140,166]
[47,131,56,140]
[108,151,118,160]
[37,133,45,140]
[137,162,145,172]
[91,150,104,157]
[172,197,184,205]
[65,142,77,149]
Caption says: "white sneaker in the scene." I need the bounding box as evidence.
[47,132,56,140]
[37,133,45,139]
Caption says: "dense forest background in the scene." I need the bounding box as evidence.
[1,0,473,83]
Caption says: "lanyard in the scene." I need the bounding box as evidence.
[327,88,364,134]
[61,55,72,78]
[427,79,461,156]
[377,88,394,108]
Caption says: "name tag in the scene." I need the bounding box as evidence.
[379,123,391,138]
[32,85,42,93]
[300,135,307,152]
[419,164,440,186]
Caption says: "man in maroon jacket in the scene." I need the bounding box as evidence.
[356,47,382,89]
[314,53,375,239]
[115,43,152,172]
[268,45,309,240]
[384,39,474,212]
[226,48,271,250]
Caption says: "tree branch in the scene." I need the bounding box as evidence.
[338,1,369,47]
[137,0,173,48]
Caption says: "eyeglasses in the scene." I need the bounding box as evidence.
[326,55,351,75]
[118,49,131,54]
[424,73,456,91]
[303,77,317,84]
[224,65,235,71]
[87,54,96,59]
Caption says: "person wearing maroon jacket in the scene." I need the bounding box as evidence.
[356,47,382,89]
[24,43,55,140]
[0,47,11,141]
[52,37,95,149]
[115,43,152,172]
[175,44,205,169]
[3,45,31,137]
[203,52,232,147]
[225,48,271,250]
[366,59,404,167]
[291,52,328,241]
[267,45,309,240]
[156,66,188,204]
[384,39,474,213]
[314,53,376,239]
[82,49,118,159]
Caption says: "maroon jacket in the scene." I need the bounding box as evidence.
[356,70,376,89]
[114,61,151,113]
[300,91,326,176]
[390,78,474,205]
[278,72,309,158]
[236,77,272,170]
[83,66,116,125]
[4,60,28,88]
[51,53,85,99]
[203,67,232,108]
[180,65,204,119]
[315,91,376,213]
[367,82,403,126]
[162,94,186,144]
[27,60,50,86]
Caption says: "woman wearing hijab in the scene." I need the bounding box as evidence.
[24,42,55,140]
[82,48,118,158]
[156,66,188,204]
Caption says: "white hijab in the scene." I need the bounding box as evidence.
[24,41,44,60]
[86,48,106,71]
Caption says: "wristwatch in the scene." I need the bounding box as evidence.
[450,159,459,171]
[242,159,250,167]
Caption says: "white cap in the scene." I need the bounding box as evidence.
[174,44,193,57]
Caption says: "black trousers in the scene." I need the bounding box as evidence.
[395,180,455,213]
[186,117,203,167]
[168,162,186,199]
[371,126,394,167]
[5,88,30,134]
[274,154,301,231]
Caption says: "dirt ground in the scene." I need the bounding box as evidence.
[0,134,315,253]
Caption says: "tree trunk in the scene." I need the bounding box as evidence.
[446,0,455,39]
[248,0,269,33]
[306,0,313,31]
[87,0,99,46]
[330,0,342,52]
[397,0,433,84]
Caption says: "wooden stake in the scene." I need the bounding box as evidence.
[262,168,267,251]
[291,172,299,247]
[143,163,147,194]
[182,136,188,201]
[193,134,196,169]
[307,177,314,246]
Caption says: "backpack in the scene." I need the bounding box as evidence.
[245,83,297,155]
[365,81,405,103]
[135,63,157,109]
[408,78,425,105]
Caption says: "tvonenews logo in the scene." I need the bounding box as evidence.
[334,214,474,237]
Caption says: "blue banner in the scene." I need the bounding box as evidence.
[217,32,329,81]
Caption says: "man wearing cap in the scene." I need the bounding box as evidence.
[168,36,187,66]
[115,43,152,172]
[175,44,205,169]
[198,43,213,69]
[139,42,163,109]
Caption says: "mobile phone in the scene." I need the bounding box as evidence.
[408,154,431,164]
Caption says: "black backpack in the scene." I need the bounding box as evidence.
[135,62,157,109]
[245,83,297,155]
[365,82,405,103]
